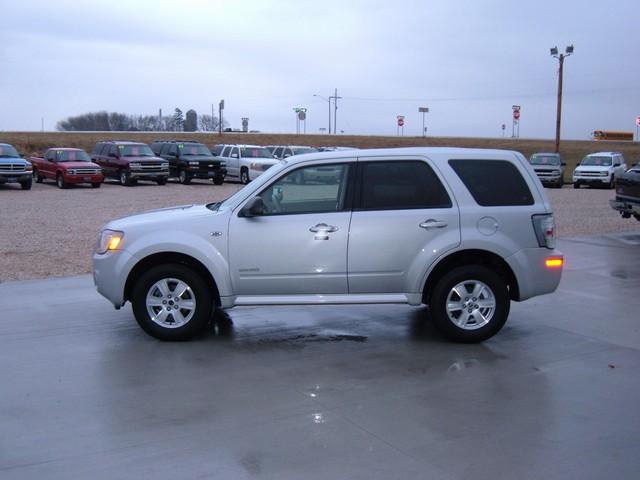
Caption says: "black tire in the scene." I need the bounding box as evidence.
[609,176,615,189]
[119,170,133,186]
[33,168,43,183]
[91,182,101,188]
[56,173,67,189]
[156,177,168,186]
[178,169,191,185]
[131,264,213,341]
[240,168,250,185]
[573,182,580,189]
[20,179,32,190]
[429,265,510,343]
[213,178,224,185]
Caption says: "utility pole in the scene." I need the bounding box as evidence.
[330,88,341,134]
[218,99,224,135]
[550,45,574,153]
[211,103,215,132]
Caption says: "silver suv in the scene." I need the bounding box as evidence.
[211,144,279,184]
[573,152,627,189]
[93,148,563,343]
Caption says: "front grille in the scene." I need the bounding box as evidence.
[136,163,166,172]
[0,163,26,172]
[196,163,223,173]
[534,170,557,177]
[72,168,100,175]
[578,172,605,177]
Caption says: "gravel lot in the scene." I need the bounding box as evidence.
[1,179,638,282]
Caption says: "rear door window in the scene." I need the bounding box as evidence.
[449,159,533,206]
[357,161,451,210]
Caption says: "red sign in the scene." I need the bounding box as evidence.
[397,118,405,127]
[636,116,640,127]
[513,111,520,120]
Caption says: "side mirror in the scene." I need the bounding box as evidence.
[231,153,239,159]
[561,162,566,166]
[238,196,264,218]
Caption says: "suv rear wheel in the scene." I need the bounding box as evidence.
[33,168,43,183]
[430,265,509,343]
[131,264,213,341]
[240,167,250,184]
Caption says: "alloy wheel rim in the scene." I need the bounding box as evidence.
[445,279,496,330]
[146,277,196,329]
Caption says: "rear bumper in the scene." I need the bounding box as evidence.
[506,248,563,301]
[610,198,640,217]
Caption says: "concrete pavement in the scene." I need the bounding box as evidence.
[1,233,639,479]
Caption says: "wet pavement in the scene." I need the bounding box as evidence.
[1,232,639,479]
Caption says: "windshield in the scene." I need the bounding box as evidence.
[292,147,318,155]
[207,160,289,211]
[581,156,612,166]
[530,154,560,166]
[180,144,211,156]
[0,145,20,158]
[240,147,273,158]
[58,150,90,162]
[119,145,154,157]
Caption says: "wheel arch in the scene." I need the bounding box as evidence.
[124,252,221,307]
[422,249,520,305]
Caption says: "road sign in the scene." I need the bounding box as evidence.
[418,107,429,113]
[398,118,405,127]
[501,124,506,130]
[513,111,520,120]
[636,116,640,127]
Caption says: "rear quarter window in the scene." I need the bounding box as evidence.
[449,159,534,206]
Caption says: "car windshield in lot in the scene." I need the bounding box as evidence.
[292,147,318,155]
[530,154,560,165]
[581,156,612,166]
[58,150,91,162]
[180,144,211,156]
[241,147,273,158]
[119,145,155,157]
[0,145,20,157]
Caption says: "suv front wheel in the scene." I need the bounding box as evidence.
[131,264,213,341]
[430,265,509,343]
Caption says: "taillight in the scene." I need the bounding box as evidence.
[532,214,556,249]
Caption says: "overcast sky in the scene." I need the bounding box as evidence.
[1,0,639,139]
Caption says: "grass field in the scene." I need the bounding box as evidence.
[2,131,639,183]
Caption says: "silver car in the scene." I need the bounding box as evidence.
[93,147,563,343]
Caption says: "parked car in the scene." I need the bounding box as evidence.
[93,147,563,343]
[150,140,226,185]
[91,141,169,186]
[528,152,565,188]
[0,143,32,190]
[31,148,104,189]
[211,144,279,184]
[573,152,627,189]
[610,163,640,221]
[271,145,318,159]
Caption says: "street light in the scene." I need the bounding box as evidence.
[313,94,331,134]
[550,44,574,153]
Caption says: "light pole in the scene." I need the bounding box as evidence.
[550,44,573,153]
[313,94,331,134]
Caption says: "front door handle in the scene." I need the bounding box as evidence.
[309,223,338,233]
[419,219,448,229]
[309,223,338,240]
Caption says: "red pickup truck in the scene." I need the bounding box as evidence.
[31,148,104,188]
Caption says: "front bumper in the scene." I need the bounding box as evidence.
[188,167,227,180]
[573,174,610,185]
[93,249,137,308]
[0,173,31,184]
[65,173,105,184]
[505,248,563,301]
[129,171,169,179]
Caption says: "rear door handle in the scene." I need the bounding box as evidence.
[419,219,448,229]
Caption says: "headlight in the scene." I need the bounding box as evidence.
[250,162,260,170]
[96,230,124,254]
[130,163,141,169]
[600,171,609,177]
[220,161,227,167]
[68,169,76,175]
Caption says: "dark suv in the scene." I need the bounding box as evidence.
[91,141,169,186]
[150,140,226,185]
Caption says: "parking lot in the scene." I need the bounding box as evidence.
[0,178,637,282]
[1,232,639,478]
